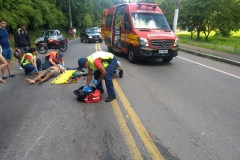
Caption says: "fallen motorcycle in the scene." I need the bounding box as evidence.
[37,36,68,54]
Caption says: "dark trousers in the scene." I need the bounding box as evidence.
[94,56,117,96]
[44,57,52,69]
[22,58,41,75]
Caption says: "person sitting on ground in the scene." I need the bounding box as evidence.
[0,45,8,83]
[21,47,41,75]
[25,65,65,84]
[77,51,117,102]
[44,51,64,69]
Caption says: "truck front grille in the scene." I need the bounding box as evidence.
[150,40,174,49]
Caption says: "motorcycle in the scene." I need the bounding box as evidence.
[37,35,68,54]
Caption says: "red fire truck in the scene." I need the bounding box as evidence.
[101,2,179,63]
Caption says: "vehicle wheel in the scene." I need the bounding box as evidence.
[128,47,138,63]
[59,42,68,52]
[85,39,89,43]
[119,69,123,78]
[108,46,113,53]
[80,38,83,42]
[99,40,103,43]
[37,44,48,54]
[162,56,173,62]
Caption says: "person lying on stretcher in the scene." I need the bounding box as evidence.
[25,64,65,84]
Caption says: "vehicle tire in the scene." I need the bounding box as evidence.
[108,46,113,53]
[80,38,83,42]
[59,42,68,52]
[128,47,138,63]
[37,44,48,54]
[162,56,173,62]
[85,39,89,43]
[119,69,123,78]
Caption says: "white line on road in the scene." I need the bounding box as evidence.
[178,56,240,79]
[24,116,57,158]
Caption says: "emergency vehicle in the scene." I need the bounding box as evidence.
[101,2,178,63]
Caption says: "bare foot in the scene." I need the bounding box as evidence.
[25,78,35,84]
[0,79,6,83]
[38,78,43,84]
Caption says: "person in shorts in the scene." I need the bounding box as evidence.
[0,18,17,79]
[0,45,8,83]
[25,65,65,84]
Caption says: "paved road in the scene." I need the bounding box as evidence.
[0,39,240,160]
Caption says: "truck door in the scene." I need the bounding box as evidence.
[113,5,125,48]
[121,13,132,53]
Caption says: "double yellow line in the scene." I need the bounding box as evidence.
[95,43,164,160]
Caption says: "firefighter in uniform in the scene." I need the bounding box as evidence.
[44,51,64,69]
[78,51,117,102]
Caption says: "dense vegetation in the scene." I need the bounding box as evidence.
[0,0,239,52]
[0,0,125,33]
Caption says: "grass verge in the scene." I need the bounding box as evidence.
[176,31,240,55]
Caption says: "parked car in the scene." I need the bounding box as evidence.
[80,27,102,43]
[35,30,64,47]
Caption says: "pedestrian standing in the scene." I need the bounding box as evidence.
[14,24,31,70]
[72,27,76,39]
[0,18,17,79]
[77,51,117,102]
[68,29,72,37]
[0,45,8,83]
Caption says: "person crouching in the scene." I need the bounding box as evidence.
[21,47,41,75]
[77,51,117,102]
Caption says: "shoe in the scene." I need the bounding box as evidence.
[9,74,18,78]
[2,75,9,80]
[97,89,104,93]
[105,95,116,102]
[19,66,23,70]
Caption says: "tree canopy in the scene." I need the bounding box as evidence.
[0,0,239,40]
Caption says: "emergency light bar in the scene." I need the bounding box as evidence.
[137,2,158,9]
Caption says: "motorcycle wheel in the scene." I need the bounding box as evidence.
[37,44,48,54]
[59,42,68,52]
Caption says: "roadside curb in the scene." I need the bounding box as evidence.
[179,47,240,67]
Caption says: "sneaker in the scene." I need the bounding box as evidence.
[2,75,9,80]
[9,74,18,78]
[105,95,116,102]
[19,66,23,70]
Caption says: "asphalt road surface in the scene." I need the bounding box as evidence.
[0,39,240,160]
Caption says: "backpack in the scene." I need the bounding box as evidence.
[17,28,27,35]
[73,86,102,103]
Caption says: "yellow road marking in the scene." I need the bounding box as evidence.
[97,43,164,159]
[111,100,143,160]
[113,79,165,160]
[96,43,102,51]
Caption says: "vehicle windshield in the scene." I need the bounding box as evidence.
[131,13,170,30]
[43,31,56,37]
[86,28,99,34]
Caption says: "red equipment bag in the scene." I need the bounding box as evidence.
[83,89,101,103]
[73,86,102,103]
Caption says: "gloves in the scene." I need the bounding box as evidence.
[82,86,91,92]
[92,79,98,86]
[35,69,39,74]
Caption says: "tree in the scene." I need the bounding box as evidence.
[178,0,240,41]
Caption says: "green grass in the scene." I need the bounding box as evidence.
[176,31,240,55]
